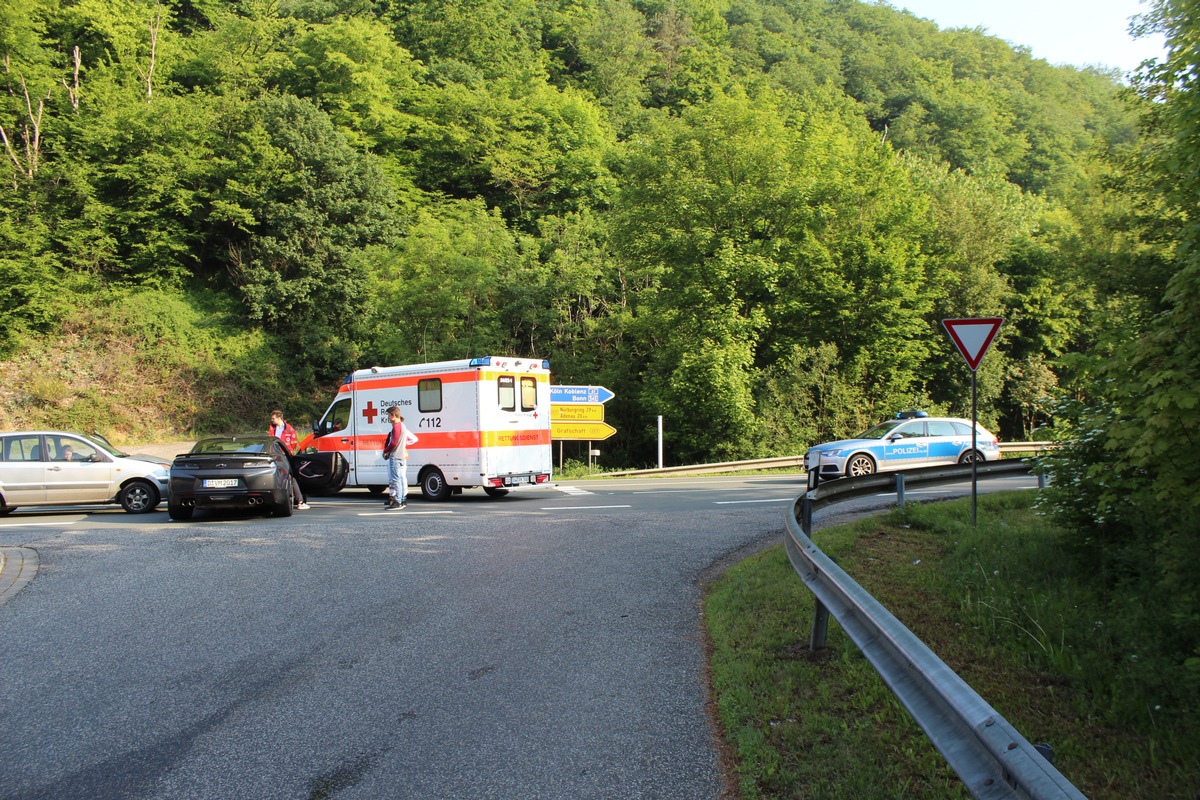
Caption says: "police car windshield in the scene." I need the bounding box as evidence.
[857,420,904,439]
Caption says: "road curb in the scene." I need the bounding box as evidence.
[0,547,39,605]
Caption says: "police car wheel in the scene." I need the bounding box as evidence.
[846,454,875,477]
[958,449,982,464]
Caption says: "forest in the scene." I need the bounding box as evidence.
[0,0,1163,458]
[3,0,1199,765]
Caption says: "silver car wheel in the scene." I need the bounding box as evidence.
[119,480,158,514]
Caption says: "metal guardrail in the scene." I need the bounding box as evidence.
[598,444,1055,478]
[784,461,1087,800]
[998,441,1057,454]
[603,456,803,478]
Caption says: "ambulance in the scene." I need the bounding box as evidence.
[293,357,553,500]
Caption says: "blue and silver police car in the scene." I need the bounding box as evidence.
[803,411,1000,479]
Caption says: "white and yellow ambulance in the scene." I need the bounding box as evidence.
[294,357,552,500]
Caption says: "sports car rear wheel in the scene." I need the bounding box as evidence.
[846,454,876,477]
[168,500,193,520]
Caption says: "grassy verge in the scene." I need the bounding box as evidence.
[704,492,1197,799]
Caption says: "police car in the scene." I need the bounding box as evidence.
[803,411,1000,479]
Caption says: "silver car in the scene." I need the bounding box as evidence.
[0,431,170,514]
[804,413,1001,479]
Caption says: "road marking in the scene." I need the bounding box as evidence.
[357,510,456,516]
[0,521,79,528]
[555,485,594,496]
[713,498,795,505]
[634,486,762,494]
[540,504,632,510]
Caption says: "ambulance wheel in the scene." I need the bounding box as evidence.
[483,487,510,498]
[367,485,387,496]
[421,468,451,501]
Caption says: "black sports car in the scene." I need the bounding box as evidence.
[168,436,295,520]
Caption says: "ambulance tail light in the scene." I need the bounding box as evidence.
[535,474,549,484]
[486,477,504,487]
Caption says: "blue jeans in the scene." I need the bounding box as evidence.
[387,456,407,501]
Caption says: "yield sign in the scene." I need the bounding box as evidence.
[942,317,1003,371]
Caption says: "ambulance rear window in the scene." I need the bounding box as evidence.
[498,376,516,411]
[520,376,537,412]
[418,379,442,412]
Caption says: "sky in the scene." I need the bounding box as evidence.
[894,0,1166,74]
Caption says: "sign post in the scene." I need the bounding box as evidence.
[550,386,617,470]
[942,318,1003,525]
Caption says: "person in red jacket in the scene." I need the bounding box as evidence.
[268,410,299,453]
[268,410,308,509]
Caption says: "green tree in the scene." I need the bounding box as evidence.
[366,197,528,362]
[1041,0,1200,730]
[612,90,932,459]
[204,93,399,374]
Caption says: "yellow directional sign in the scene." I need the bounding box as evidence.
[551,421,617,441]
[551,404,605,422]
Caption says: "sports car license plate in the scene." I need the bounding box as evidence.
[203,478,239,488]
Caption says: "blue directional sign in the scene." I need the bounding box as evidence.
[550,384,615,404]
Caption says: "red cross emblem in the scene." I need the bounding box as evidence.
[362,401,379,424]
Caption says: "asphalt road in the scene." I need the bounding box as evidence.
[0,472,1035,799]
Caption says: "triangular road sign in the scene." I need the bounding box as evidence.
[942,317,1003,371]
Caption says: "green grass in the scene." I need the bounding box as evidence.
[704,492,1198,799]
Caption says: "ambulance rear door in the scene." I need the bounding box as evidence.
[480,369,552,485]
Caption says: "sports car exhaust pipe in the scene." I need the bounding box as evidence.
[248,496,264,506]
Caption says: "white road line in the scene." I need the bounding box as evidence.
[357,511,456,517]
[540,504,632,511]
[633,487,761,494]
[713,498,795,505]
[555,486,594,496]
[0,521,79,528]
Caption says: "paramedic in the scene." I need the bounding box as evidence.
[382,406,419,510]
[267,410,299,453]
[268,409,309,510]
